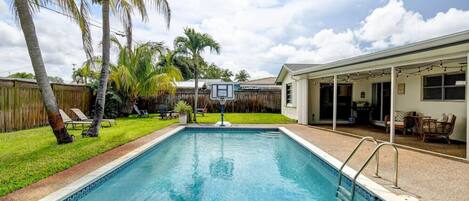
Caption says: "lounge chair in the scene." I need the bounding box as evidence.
[133,105,149,118]
[384,111,412,134]
[70,108,116,127]
[59,109,91,129]
[415,113,456,144]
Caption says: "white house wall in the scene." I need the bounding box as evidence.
[281,72,298,120]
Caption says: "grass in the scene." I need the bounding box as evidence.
[196,113,296,124]
[0,114,177,197]
[0,112,294,197]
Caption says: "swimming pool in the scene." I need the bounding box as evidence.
[45,127,393,201]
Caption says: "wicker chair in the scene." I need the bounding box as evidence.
[415,114,456,144]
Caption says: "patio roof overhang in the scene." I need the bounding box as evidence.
[292,30,469,79]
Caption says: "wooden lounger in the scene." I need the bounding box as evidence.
[59,109,92,129]
[71,108,116,127]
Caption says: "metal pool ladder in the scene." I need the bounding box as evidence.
[336,137,399,201]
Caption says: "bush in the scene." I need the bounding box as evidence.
[174,101,192,115]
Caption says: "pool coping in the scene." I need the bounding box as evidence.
[279,127,410,201]
[39,125,409,201]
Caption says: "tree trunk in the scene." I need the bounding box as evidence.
[86,0,111,136]
[193,56,198,123]
[15,0,73,144]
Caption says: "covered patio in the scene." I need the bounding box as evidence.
[284,31,469,159]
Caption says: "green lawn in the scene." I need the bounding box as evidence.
[0,115,177,197]
[196,113,296,124]
[0,113,294,197]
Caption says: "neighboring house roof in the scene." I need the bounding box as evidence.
[241,77,276,85]
[240,77,281,90]
[175,81,205,89]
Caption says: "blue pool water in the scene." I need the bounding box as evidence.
[70,128,379,201]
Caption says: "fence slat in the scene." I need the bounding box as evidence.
[0,79,91,133]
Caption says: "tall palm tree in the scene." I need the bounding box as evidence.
[13,0,92,144]
[109,41,182,114]
[157,48,193,80]
[86,0,171,137]
[174,28,220,122]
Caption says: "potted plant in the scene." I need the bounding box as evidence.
[174,101,192,124]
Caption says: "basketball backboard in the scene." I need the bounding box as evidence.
[210,83,235,101]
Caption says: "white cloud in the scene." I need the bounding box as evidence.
[358,0,469,49]
[1,0,469,81]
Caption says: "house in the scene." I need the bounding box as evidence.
[276,30,469,159]
[175,79,223,89]
[239,77,281,90]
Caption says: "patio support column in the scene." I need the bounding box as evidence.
[333,75,337,131]
[466,53,469,159]
[390,66,396,143]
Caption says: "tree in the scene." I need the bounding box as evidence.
[13,0,92,144]
[110,41,182,115]
[86,0,172,137]
[48,76,64,83]
[235,69,250,82]
[72,57,101,84]
[200,63,232,81]
[157,49,193,80]
[174,28,220,122]
[7,72,35,79]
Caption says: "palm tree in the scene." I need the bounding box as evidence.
[235,69,250,82]
[72,57,101,84]
[13,0,92,144]
[157,49,193,80]
[174,28,220,122]
[109,41,182,115]
[86,0,171,137]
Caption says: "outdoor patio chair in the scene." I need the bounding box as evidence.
[158,104,170,120]
[59,109,91,129]
[384,111,411,134]
[70,108,116,127]
[133,105,149,118]
[415,114,456,144]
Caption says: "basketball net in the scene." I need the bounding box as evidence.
[219,97,226,105]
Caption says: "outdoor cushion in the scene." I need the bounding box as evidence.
[394,111,408,122]
[447,114,455,123]
[438,113,448,122]
[386,121,404,126]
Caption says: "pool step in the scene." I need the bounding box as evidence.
[336,186,352,201]
[256,132,281,138]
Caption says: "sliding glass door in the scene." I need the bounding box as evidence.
[319,83,353,120]
[371,82,390,121]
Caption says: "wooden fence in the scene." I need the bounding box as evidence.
[0,78,92,132]
[138,88,281,113]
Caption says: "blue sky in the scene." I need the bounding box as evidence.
[1,0,469,81]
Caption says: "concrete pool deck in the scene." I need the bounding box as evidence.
[1,124,468,201]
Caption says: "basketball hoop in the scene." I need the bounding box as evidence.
[210,83,235,127]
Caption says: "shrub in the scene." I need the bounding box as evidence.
[174,101,192,115]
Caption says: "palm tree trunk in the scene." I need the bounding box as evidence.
[86,0,110,136]
[193,56,198,123]
[15,0,73,144]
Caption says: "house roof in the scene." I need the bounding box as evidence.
[275,64,322,84]
[292,29,469,76]
[241,77,276,85]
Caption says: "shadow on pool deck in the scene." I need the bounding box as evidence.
[1,124,468,201]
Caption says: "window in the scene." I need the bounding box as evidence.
[286,83,292,105]
[423,73,465,101]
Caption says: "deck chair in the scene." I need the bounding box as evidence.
[133,105,149,118]
[70,108,116,127]
[59,109,91,129]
